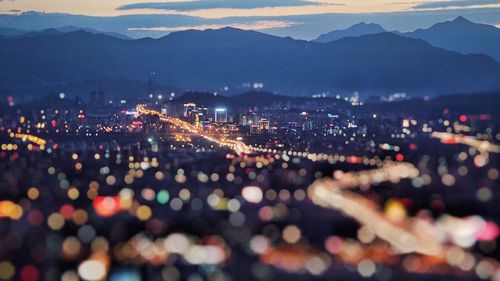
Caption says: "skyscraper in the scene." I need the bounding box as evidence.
[215,108,227,123]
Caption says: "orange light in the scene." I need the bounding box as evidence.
[93,196,123,217]
[0,200,23,220]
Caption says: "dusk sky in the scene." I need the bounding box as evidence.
[1,0,499,38]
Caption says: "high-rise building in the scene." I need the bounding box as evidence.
[240,112,258,126]
[183,103,196,117]
[259,118,270,132]
[302,120,313,131]
[215,108,227,123]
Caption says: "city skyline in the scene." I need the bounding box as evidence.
[1,1,500,280]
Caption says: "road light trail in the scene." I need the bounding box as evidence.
[11,132,47,147]
[138,104,495,261]
[432,132,500,153]
[307,162,448,256]
[307,161,500,280]
[137,105,398,166]
[136,104,252,154]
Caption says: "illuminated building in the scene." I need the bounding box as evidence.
[160,106,168,115]
[241,115,249,126]
[302,120,313,131]
[240,112,258,126]
[215,108,227,123]
[183,103,196,117]
[249,125,259,134]
[259,118,270,132]
[186,109,201,125]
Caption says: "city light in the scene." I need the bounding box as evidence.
[1,25,499,280]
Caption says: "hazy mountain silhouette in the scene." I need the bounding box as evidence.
[313,22,386,43]
[403,16,500,61]
[1,27,500,97]
[57,26,131,40]
[0,27,30,37]
[0,26,130,40]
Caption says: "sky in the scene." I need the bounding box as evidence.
[0,0,499,39]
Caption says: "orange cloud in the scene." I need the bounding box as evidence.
[128,20,293,32]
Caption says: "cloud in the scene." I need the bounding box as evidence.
[413,0,500,9]
[118,0,330,11]
[128,20,293,32]
[1,7,500,39]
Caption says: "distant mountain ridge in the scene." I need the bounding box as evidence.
[312,17,500,61]
[1,27,500,97]
[402,16,500,61]
[313,22,387,43]
[0,26,130,40]
[0,27,29,37]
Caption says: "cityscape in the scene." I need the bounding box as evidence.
[1,1,500,281]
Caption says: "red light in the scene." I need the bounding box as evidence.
[409,143,417,150]
[401,198,413,208]
[441,138,458,144]
[93,196,123,217]
[459,115,467,122]
[347,156,361,164]
[325,236,343,254]
[395,154,404,161]
[20,265,39,281]
[431,199,445,211]
[476,222,500,241]
[60,204,75,220]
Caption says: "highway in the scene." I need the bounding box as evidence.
[136,104,252,154]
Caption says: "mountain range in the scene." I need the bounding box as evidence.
[0,26,130,40]
[313,16,500,62]
[313,22,387,43]
[1,18,500,98]
[403,16,500,62]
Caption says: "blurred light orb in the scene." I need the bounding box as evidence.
[384,199,407,223]
[242,186,263,203]
[283,225,301,244]
[61,271,79,281]
[0,261,15,280]
[249,235,269,254]
[109,269,141,281]
[78,260,106,281]
[164,233,190,254]
[93,196,122,217]
[358,259,376,277]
